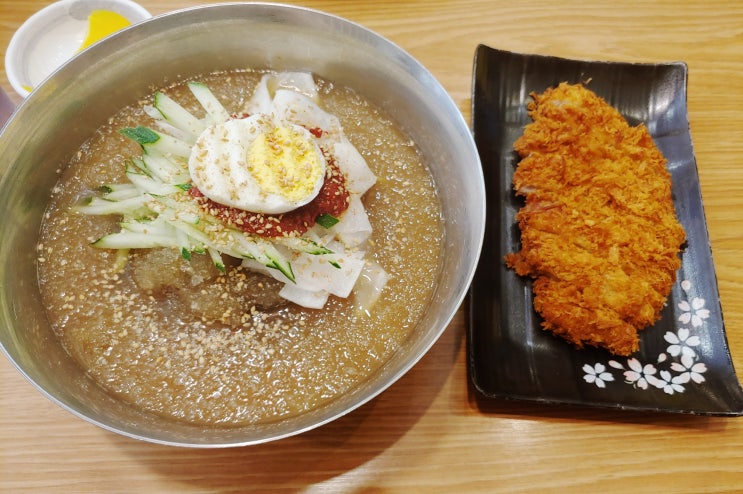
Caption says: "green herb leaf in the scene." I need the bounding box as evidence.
[316,213,339,229]
[120,126,160,145]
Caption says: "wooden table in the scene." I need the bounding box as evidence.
[2,1,743,492]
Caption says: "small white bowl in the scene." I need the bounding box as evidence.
[5,0,151,98]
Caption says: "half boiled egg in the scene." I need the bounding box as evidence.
[188,113,326,214]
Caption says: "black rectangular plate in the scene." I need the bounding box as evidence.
[469,45,743,415]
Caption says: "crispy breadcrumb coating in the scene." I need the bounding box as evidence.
[505,83,686,356]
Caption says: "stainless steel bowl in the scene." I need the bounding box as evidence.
[0,3,485,447]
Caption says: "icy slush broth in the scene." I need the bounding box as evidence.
[37,70,444,425]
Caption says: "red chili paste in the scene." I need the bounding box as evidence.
[189,155,350,238]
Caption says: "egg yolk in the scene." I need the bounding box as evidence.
[246,125,325,204]
[188,115,327,214]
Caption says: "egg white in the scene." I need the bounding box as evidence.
[188,113,326,214]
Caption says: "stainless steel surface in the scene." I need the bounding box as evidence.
[0,88,12,125]
[0,3,485,447]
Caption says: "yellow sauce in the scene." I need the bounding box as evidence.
[78,10,131,51]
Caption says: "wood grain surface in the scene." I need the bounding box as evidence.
[2,1,743,492]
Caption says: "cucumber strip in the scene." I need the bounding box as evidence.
[125,165,184,196]
[98,183,141,201]
[188,82,230,124]
[257,240,295,282]
[153,92,206,141]
[275,235,333,255]
[176,222,255,262]
[185,221,295,281]
[143,104,163,121]
[173,209,202,225]
[119,217,173,236]
[176,228,194,260]
[221,229,266,262]
[156,193,310,278]
[75,194,152,215]
[92,231,181,250]
[207,247,226,273]
[152,196,202,225]
[144,105,196,145]
[141,149,190,183]
[129,156,149,175]
[147,133,192,158]
[121,126,193,158]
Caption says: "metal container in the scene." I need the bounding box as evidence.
[0,3,485,447]
[0,88,13,124]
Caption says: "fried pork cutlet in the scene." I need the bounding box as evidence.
[505,83,686,356]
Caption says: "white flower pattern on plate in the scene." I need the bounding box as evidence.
[621,358,658,390]
[664,327,700,358]
[670,356,707,384]
[582,363,614,388]
[582,280,709,394]
[656,369,688,395]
